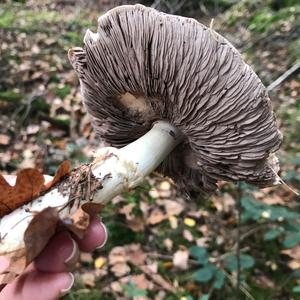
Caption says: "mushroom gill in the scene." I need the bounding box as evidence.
[69,4,282,195]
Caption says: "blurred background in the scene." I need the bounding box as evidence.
[0,0,300,299]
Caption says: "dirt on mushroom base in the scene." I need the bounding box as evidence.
[0,0,300,299]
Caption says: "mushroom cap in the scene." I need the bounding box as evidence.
[69,4,282,194]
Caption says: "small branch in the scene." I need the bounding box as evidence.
[267,61,300,92]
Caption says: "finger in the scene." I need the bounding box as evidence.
[34,232,79,272]
[75,217,108,252]
[0,270,73,300]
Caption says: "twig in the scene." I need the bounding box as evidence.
[224,270,256,300]
[267,61,300,92]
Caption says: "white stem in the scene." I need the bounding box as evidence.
[0,121,181,254]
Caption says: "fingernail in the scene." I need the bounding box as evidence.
[96,222,108,249]
[60,273,74,297]
[64,236,79,268]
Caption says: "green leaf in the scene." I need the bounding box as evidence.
[189,246,209,264]
[264,228,282,241]
[225,254,255,272]
[199,295,209,300]
[283,233,300,248]
[193,265,214,283]
[292,269,300,278]
[213,270,225,289]
[123,281,147,298]
[293,286,300,293]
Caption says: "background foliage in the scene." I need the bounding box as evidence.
[0,0,300,299]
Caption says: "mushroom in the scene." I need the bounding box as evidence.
[70,4,282,194]
[0,4,282,282]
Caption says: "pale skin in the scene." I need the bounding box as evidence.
[0,175,108,300]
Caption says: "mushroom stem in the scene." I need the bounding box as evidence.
[91,120,182,204]
[0,121,182,256]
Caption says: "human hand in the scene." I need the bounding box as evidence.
[0,175,108,300]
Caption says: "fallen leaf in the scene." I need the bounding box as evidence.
[111,262,131,277]
[281,246,300,258]
[94,257,107,269]
[0,169,45,217]
[81,272,96,287]
[149,189,159,199]
[109,246,127,265]
[288,260,300,270]
[261,194,286,205]
[126,244,146,266]
[183,229,194,242]
[0,161,71,218]
[184,217,196,227]
[147,208,166,225]
[0,134,10,145]
[110,281,123,293]
[173,249,189,270]
[163,238,173,251]
[44,160,71,189]
[127,217,145,232]
[168,215,178,229]
[119,203,135,220]
[164,200,184,216]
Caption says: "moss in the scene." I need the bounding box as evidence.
[64,32,84,45]
[0,91,23,103]
[0,10,15,28]
[55,85,71,98]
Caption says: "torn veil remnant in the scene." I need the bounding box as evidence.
[69,4,282,194]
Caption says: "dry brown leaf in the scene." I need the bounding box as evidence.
[63,206,90,238]
[51,160,71,185]
[183,229,194,242]
[81,272,96,287]
[126,244,146,266]
[163,200,184,216]
[0,134,10,145]
[147,208,166,225]
[288,260,300,270]
[163,238,173,251]
[111,262,131,277]
[127,217,145,232]
[109,246,128,265]
[0,161,71,218]
[24,207,59,263]
[0,169,45,217]
[281,246,300,261]
[261,194,286,205]
[119,203,135,220]
[168,215,178,229]
[173,249,189,270]
[0,207,59,284]
[44,160,71,190]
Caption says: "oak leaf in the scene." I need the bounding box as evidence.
[0,160,70,218]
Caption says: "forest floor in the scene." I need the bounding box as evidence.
[0,1,300,299]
